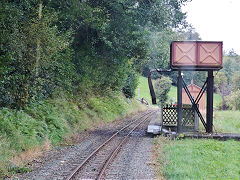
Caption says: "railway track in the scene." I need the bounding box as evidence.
[64,109,157,180]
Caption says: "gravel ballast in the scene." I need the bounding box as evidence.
[13,110,157,180]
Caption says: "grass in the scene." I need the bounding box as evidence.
[154,110,240,179]
[214,111,240,133]
[0,93,145,176]
[136,76,222,107]
[135,76,153,103]
[167,86,177,103]
[154,137,240,180]
[213,93,222,109]
[144,76,240,179]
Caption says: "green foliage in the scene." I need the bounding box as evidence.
[219,56,240,110]
[135,76,222,106]
[213,93,223,109]
[155,76,172,104]
[87,94,138,122]
[215,72,227,88]
[0,0,189,176]
[215,56,240,110]
[214,71,229,110]
[166,85,222,107]
[0,1,74,108]
[0,94,144,176]
[222,56,240,84]
[122,69,139,98]
[0,0,188,108]
[226,90,240,110]
[232,72,240,91]
[179,26,201,41]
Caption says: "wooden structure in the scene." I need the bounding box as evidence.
[148,41,223,133]
[162,104,198,132]
[171,41,223,70]
[171,41,222,133]
[182,80,206,112]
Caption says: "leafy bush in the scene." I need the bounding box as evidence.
[232,72,240,91]
[226,90,240,110]
[0,2,74,109]
[155,76,172,104]
[122,70,139,98]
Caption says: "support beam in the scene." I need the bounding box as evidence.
[177,71,182,133]
[207,70,214,133]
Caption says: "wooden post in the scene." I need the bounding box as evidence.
[177,71,182,133]
[207,70,214,133]
[194,105,199,132]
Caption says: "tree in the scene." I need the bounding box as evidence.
[0,0,190,108]
[226,90,240,110]
[215,72,231,110]
[154,76,172,104]
[228,49,238,57]
[0,0,73,108]
[232,72,240,91]
[179,26,201,41]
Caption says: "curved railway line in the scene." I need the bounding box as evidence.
[64,109,157,180]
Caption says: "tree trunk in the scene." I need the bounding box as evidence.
[36,1,42,77]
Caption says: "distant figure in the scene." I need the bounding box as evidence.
[141,97,149,106]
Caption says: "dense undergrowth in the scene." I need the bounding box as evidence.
[0,93,145,176]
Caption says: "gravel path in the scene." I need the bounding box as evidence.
[105,136,155,179]
[12,109,157,180]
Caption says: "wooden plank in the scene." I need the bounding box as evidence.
[181,133,240,141]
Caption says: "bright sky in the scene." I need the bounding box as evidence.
[182,0,240,54]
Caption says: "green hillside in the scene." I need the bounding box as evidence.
[135,76,153,103]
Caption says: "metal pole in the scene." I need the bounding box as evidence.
[207,70,214,133]
[177,71,182,133]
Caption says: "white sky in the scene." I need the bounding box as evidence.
[182,0,240,54]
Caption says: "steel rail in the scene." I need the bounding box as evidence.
[65,110,155,180]
[97,112,152,180]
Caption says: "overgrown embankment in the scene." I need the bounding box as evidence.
[0,93,145,176]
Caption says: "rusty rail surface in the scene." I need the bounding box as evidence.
[65,110,155,180]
